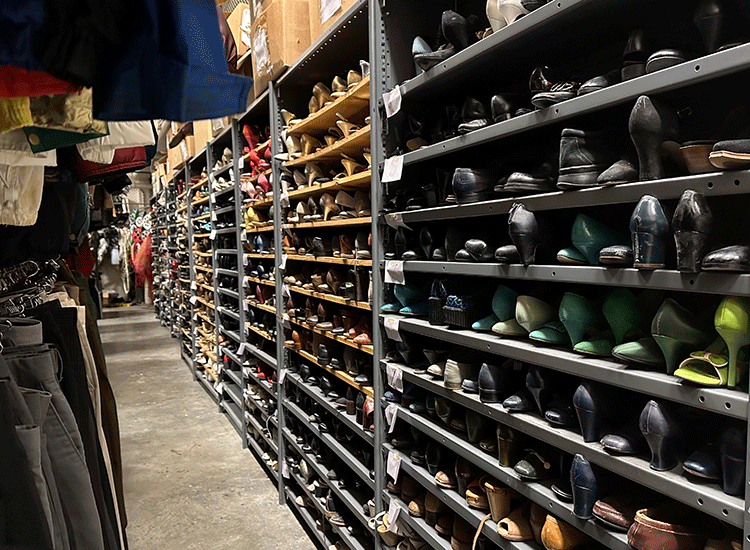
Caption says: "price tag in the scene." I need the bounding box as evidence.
[386,450,401,481]
[385,403,399,433]
[238,157,244,170]
[278,369,286,384]
[211,211,217,221]
[384,260,406,285]
[190,296,198,305]
[210,229,217,240]
[210,192,216,202]
[382,155,403,183]
[237,343,246,355]
[280,254,287,271]
[386,363,404,392]
[386,500,401,532]
[243,253,249,263]
[384,317,402,342]
[281,462,290,479]
[383,86,402,118]
[191,281,197,290]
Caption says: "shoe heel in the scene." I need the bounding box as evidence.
[674,230,709,273]
[715,327,750,387]
[559,319,589,347]
[632,231,667,270]
[479,389,501,403]
[631,130,668,181]
[574,406,602,443]
[642,432,677,471]
[651,334,693,375]
[509,233,538,266]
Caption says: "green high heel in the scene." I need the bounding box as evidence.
[714,296,750,387]
[602,288,646,345]
[559,292,606,347]
[651,298,714,375]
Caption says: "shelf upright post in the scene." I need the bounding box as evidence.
[207,143,222,413]
[369,0,388,519]
[270,80,287,506]
[187,163,199,381]
[230,118,248,450]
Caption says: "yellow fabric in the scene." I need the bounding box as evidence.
[0,96,32,133]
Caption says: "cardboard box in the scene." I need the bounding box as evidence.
[308,0,357,45]
[250,0,311,97]
[167,144,182,173]
[193,120,213,150]
[181,135,196,161]
[227,4,252,58]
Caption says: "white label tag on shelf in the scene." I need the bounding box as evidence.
[320,0,341,23]
[191,281,197,290]
[386,500,401,532]
[383,86,402,118]
[282,284,290,298]
[280,191,290,209]
[209,173,216,185]
[386,363,404,392]
[243,301,249,312]
[385,403,399,433]
[243,276,250,286]
[241,230,247,241]
[281,462,290,479]
[384,317,402,342]
[282,316,291,330]
[384,260,405,285]
[180,141,188,159]
[238,156,244,170]
[278,369,286,384]
[386,450,402,481]
[190,296,198,305]
[237,343,246,355]
[210,229,217,240]
[280,254,287,271]
[216,382,224,394]
[211,211,217,221]
[382,155,403,183]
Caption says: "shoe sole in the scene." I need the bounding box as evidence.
[708,150,750,169]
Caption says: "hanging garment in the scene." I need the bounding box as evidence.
[0,66,80,98]
[73,147,147,184]
[0,96,33,133]
[93,0,252,121]
[76,121,155,165]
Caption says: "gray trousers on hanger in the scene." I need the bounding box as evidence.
[2,346,105,550]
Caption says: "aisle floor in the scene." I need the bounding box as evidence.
[100,305,314,550]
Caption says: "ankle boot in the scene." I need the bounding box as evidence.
[629,95,679,181]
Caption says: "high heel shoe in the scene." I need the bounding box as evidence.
[639,400,681,471]
[301,134,322,156]
[573,381,613,443]
[602,288,647,345]
[441,10,474,51]
[341,154,366,177]
[312,82,333,107]
[320,193,341,221]
[305,162,328,186]
[486,0,529,32]
[694,0,724,54]
[508,203,540,266]
[651,298,714,374]
[285,134,302,158]
[558,293,606,348]
[336,117,361,137]
[628,95,679,181]
[308,96,319,115]
[630,195,671,270]
[714,296,750,387]
[672,190,713,273]
[526,365,552,415]
[331,75,347,93]
[281,109,296,126]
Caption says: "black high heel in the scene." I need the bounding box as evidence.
[639,400,682,471]
[394,227,408,259]
[630,195,671,270]
[628,95,679,181]
[508,203,541,266]
[573,381,611,443]
[694,0,724,54]
[526,365,552,415]
[672,189,713,272]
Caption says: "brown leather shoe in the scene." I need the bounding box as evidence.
[484,478,517,522]
[541,515,589,550]
[465,475,490,511]
[424,492,449,526]
[320,192,341,221]
[627,507,706,550]
[408,493,426,518]
[593,494,640,532]
[498,504,534,541]
[435,512,454,539]
[450,515,474,550]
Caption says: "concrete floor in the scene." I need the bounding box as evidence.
[100,305,314,550]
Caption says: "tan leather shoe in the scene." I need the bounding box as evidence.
[320,193,341,221]
[301,134,323,156]
[541,515,589,550]
[347,69,363,88]
[498,504,534,541]
[408,493,426,517]
[308,96,319,115]
[305,162,327,186]
[342,154,366,177]
[332,75,347,93]
[324,135,338,147]
[312,82,333,106]
[484,478,516,522]
[529,503,545,545]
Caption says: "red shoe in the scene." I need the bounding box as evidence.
[243,124,259,149]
